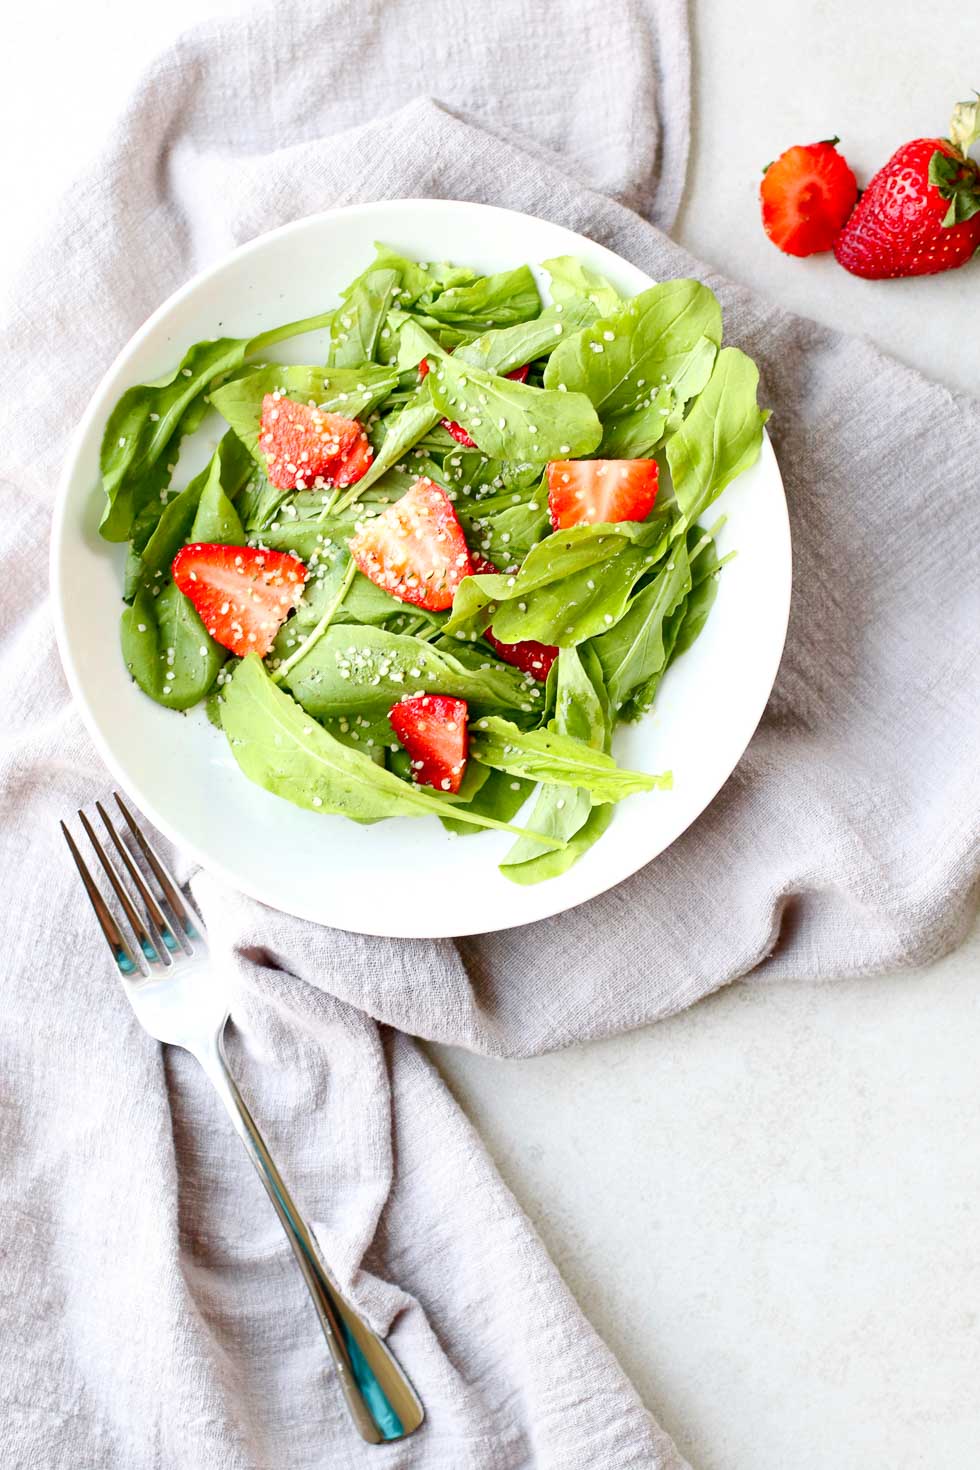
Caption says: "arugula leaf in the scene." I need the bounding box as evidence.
[595,335,718,458]
[669,536,721,660]
[667,346,767,527]
[543,280,722,425]
[445,516,673,647]
[280,624,539,721]
[470,714,667,803]
[457,498,551,569]
[369,245,477,305]
[439,764,535,838]
[327,268,401,366]
[452,301,594,373]
[270,543,436,662]
[220,655,559,841]
[120,441,247,709]
[410,265,541,329]
[333,383,442,510]
[395,302,593,380]
[99,308,336,542]
[410,324,602,462]
[501,645,614,882]
[210,363,398,466]
[613,529,724,721]
[543,256,625,317]
[426,449,543,497]
[591,538,692,712]
[123,432,253,601]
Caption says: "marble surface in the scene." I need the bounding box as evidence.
[5,3,979,1465]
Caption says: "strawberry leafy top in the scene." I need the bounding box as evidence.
[931,96,980,227]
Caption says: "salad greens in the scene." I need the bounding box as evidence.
[98,243,767,885]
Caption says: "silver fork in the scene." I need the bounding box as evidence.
[61,793,424,1445]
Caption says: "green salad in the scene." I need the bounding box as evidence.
[98,245,767,884]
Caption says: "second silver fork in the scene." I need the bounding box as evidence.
[62,793,423,1445]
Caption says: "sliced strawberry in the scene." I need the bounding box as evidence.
[389,694,469,793]
[419,357,530,448]
[172,543,307,658]
[470,554,558,681]
[443,418,481,449]
[335,429,374,486]
[348,477,472,612]
[259,393,372,491]
[547,459,658,530]
[760,139,857,256]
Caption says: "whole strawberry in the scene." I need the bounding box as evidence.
[834,98,980,278]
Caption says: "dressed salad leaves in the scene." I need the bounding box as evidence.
[98,243,767,884]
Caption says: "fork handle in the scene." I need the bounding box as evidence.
[196,1038,423,1444]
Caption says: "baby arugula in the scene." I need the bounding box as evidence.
[401,318,602,462]
[120,434,251,709]
[444,517,674,647]
[99,309,339,542]
[279,624,540,722]
[220,655,560,840]
[499,645,616,884]
[98,243,768,884]
[210,364,398,469]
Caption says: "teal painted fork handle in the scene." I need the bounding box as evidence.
[198,1038,424,1444]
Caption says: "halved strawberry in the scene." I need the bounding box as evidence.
[259,393,372,491]
[760,139,857,256]
[172,543,307,657]
[470,554,558,681]
[547,459,659,530]
[418,357,530,448]
[389,694,469,793]
[348,477,472,612]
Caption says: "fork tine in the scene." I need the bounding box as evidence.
[77,810,164,967]
[61,821,140,976]
[113,793,206,945]
[95,801,180,955]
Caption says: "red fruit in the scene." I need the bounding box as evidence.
[443,417,482,449]
[418,357,530,448]
[834,137,980,279]
[335,430,374,486]
[389,694,469,793]
[348,477,472,612]
[171,543,307,658]
[259,393,372,491]
[760,138,857,256]
[547,459,659,530]
[470,555,558,681]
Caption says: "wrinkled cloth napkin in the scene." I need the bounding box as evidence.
[2,3,980,1467]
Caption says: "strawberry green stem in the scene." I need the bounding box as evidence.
[950,95,980,157]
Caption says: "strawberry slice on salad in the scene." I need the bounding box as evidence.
[470,554,557,681]
[389,694,469,793]
[418,357,530,447]
[546,458,659,530]
[348,477,472,612]
[172,543,307,657]
[259,393,372,491]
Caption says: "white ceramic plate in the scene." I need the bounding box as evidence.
[51,199,791,938]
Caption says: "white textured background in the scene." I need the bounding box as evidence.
[6,4,979,1466]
